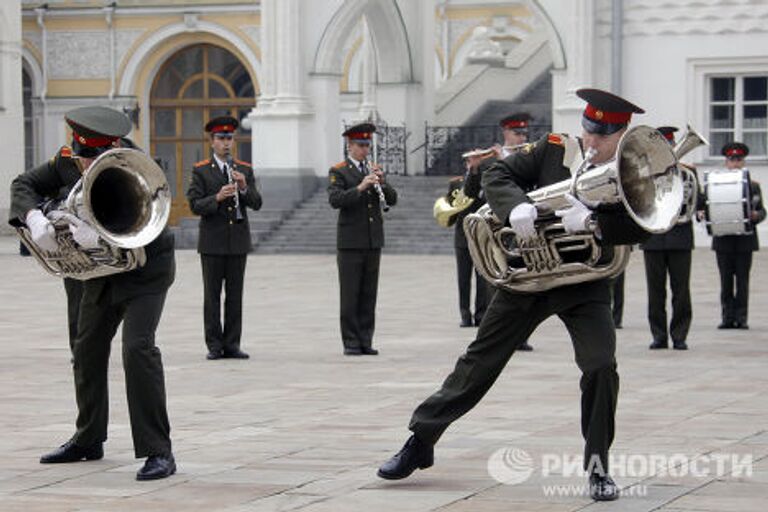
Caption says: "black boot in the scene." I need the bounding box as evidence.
[377,435,434,480]
[649,339,668,349]
[672,340,688,350]
[40,439,103,464]
[136,454,176,481]
[589,473,619,501]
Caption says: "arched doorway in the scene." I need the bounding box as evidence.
[150,43,256,224]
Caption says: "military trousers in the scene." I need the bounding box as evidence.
[63,277,84,354]
[611,272,624,327]
[409,279,619,472]
[337,249,381,350]
[716,251,753,324]
[72,279,172,458]
[201,254,247,353]
[643,250,692,343]
[455,246,489,325]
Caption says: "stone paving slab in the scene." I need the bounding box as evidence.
[0,235,766,511]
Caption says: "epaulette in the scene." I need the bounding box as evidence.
[235,159,250,167]
[194,159,211,167]
[449,176,463,183]
[59,145,73,158]
[547,133,565,146]
[332,160,347,170]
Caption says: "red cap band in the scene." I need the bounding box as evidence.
[73,130,118,148]
[584,104,632,125]
[662,131,675,141]
[346,131,372,140]
[503,120,528,129]
[211,124,235,133]
[726,148,746,157]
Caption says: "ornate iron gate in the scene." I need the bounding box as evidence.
[343,121,408,175]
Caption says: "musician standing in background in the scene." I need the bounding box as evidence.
[9,106,178,481]
[642,127,695,349]
[377,89,652,501]
[328,123,398,356]
[707,142,765,329]
[187,116,262,360]
[496,112,531,158]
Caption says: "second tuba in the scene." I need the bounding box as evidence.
[673,124,708,224]
[464,125,686,293]
[17,148,171,280]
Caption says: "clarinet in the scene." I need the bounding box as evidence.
[368,161,390,212]
[226,155,244,221]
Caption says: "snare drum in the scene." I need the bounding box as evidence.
[704,169,753,236]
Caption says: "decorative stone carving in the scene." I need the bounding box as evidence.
[48,31,110,79]
[465,26,504,66]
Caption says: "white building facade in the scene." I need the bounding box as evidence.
[1,0,766,241]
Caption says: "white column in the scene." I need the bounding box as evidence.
[358,19,379,121]
[0,0,24,231]
[552,0,595,133]
[246,0,317,208]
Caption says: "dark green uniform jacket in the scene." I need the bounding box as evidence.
[186,155,262,255]
[327,159,398,250]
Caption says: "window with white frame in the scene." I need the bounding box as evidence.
[708,75,768,158]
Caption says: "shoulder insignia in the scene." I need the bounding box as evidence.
[329,174,337,184]
[194,159,210,167]
[234,159,251,167]
[332,160,347,170]
[547,133,565,146]
[59,146,73,159]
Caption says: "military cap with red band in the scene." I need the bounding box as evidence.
[343,122,376,144]
[499,113,531,131]
[205,115,239,134]
[65,106,131,149]
[577,88,644,135]
[657,126,679,143]
[722,142,749,158]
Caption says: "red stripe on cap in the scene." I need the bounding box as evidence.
[73,131,118,148]
[346,132,372,140]
[662,131,674,141]
[584,104,632,125]
[211,125,235,133]
[503,120,528,129]
[726,148,746,157]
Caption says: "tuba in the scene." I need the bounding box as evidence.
[465,125,687,293]
[17,148,171,280]
[673,124,708,224]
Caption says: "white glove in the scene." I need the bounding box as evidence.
[555,193,593,234]
[26,209,59,252]
[508,202,538,239]
[68,217,101,250]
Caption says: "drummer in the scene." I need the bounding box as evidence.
[702,142,766,329]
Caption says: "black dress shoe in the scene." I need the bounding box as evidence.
[734,321,749,329]
[589,473,619,501]
[517,341,533,352]
[377,435,434,480]
[344,347,362,355]
[361,347,379,355]
[649,339,668,349]
[222,349,249,359]
[473,317,483,327]
[718,321,735,329]
[459,320,472,328]
[206,350,223,360]
[673,340,688,350]
[40,440,103,464]
[136,454,176,481]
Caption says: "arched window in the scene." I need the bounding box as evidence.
[150,44,256,223]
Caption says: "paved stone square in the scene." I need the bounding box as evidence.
[0,235,766,512]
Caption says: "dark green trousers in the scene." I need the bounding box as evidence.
[337,249,381,350]
[409,279,619,472]
[72,280,172,458]
[643,250,692,343]
[200,254,247,353]
[63,278,84,354]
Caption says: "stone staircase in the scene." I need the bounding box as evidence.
[254,176,456,254]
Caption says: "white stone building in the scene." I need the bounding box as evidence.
[1,0,766,243]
